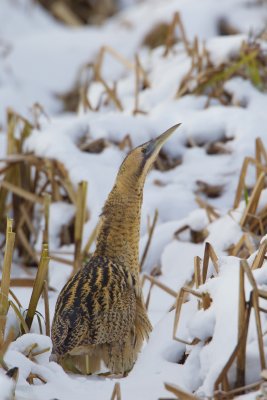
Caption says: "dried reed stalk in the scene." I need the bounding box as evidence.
[240,172,265,228]
[164,382,198,399]
[133,54,147,116]
[195,196,220,222]
[110,382,122,400]
[236,264,246,388]
[51,1,83,26]
[43,280,50,337]
[83,222,99,256]
[74,181,88,272]
[240,261,266,370]
[230,233,255,258]
[140,209,158,272]
[0,219,16,342]
[194,256,202,288]
[173,286,203,345]
[0,180,44,204]
[25,244,50,331]
[142,274,177,310]
[164,12,190,57]
[234,157,267,209]
[1,278,34,288]
[0,328,14,371]
[50,255,74,266]
[43,193,51,246]
[214,298,252,393]
[95,46,134,78]
[202,242,219,283]
[215,260,265,394]
[19,203,37,238]
[17,227,39,263]
[255,137,267,180]
[252,239,267,270]
[95,74,123,111]
[214,381,262,399]
[252,290,266,370]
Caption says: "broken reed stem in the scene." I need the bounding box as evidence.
[43,193,51,246]
[214,381,262,398]
[236,264,246,388]
[164,12,190,57]
[95,46,134,78]
[83,222,99,256]
[7,109,17,155]
[0,328,14,371]
[230,233,255,258]
[0,180,44,204]
[252,290,266,370]
[252,239,267,270]
[234,156,267,209]
[164,382,197,400]
[43,280,50,337]
[140,209,158,272]
[110,382,122,400]
[202,242,219,283]
[195,196,220,222]
[142,274,177,297]
[0,219,16,343]
[74,181,88,272]
[214,299,252,393]
[255,137,267,180]
[216,261,265,394]
[95,74,123,111]
[240,172,265,228]
[134,54,141,115]
[173,286,203,345]
[133,54,148,115]
[25,245,50,331]
[9,301,29,334]
[194,256,202,288]
[50,1,83,26]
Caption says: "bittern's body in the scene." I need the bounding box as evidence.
[51,124,180,375]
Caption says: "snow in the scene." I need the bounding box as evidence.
[1,0,267,399]
[0,373,13,400]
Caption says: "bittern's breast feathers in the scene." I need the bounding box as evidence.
[52,255,139,356]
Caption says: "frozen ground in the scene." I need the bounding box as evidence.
[1,0,267,399]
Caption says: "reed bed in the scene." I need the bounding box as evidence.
[1,15,267,398]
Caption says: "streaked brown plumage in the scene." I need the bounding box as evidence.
[51,124,180,375]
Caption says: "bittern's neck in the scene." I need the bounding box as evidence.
[94,176,144,275]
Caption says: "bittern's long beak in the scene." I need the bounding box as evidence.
[155,123,181,148]
[147,123,181,158]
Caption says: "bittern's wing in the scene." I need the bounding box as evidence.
[51,257,137,356]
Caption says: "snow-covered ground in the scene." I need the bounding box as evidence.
[1,0,267,399]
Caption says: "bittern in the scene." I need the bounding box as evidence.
[51,124,180,375]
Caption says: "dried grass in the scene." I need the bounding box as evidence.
[36,0,117,25]
[176,40,267,104]
[25,244,50,331]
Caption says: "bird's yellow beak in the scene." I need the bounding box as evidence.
[154,123,181,148]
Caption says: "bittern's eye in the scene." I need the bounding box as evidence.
[141,148,147,154]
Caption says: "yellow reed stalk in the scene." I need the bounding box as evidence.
[43,193,51,246]
[140,209,158,271]
[74,181,88,272]
[0,219,15,342]
[240,172,265,227]
[25,244,50,331]
[236,264,246,388]
[165,382,198,399]
[43,280,50,337]
[110,382,122,400]
[83,222,99,256]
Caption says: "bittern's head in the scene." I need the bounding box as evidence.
[117,124,181,190]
